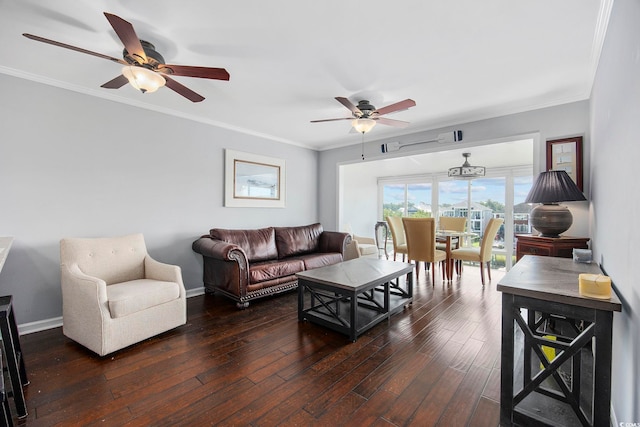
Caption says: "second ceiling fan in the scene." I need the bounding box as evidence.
[311,97,416,133]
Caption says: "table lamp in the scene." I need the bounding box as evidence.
[524,170,586,237]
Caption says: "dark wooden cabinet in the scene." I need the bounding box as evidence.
[515,234,589,261]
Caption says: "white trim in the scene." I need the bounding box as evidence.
[18,316,63,335]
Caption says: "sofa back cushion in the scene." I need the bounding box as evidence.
[209,227,277,262]
[275,223,323,259]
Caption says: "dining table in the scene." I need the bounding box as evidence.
[436,230,477,281]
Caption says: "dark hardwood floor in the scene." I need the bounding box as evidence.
[14,264,504,426]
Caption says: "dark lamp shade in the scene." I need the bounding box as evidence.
[524,170,586,204]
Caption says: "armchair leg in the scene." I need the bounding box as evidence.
[479,263,486,286]
[236,301,250,309]
[486,262,492,281]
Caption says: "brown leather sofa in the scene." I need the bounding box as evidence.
[192,223,351,308]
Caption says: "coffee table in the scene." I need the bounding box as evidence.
[297,258,413,341]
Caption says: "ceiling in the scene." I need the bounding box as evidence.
[0,1,610,151]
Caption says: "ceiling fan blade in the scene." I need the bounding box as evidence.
[160,65,230,81]
[100,74,129,89]
[103,12,147,64]
[374,99,416,116]
[164,76,205,102]
[376,117,410,128]
[310,117,353,123]
[335,97,362,116]
[22,33,127,65]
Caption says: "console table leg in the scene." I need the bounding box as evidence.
[500,294,515,426]
[593,310,613,426]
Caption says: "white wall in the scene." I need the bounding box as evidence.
[339,163,379,238]
[590,0,640,421]
[0,73,318,325]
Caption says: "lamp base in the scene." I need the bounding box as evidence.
[530,203,573,238]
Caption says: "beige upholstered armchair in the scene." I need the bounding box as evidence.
[60,233,186,356]
[343,234,378,260]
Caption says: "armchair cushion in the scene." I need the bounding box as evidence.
[107,279,181,318]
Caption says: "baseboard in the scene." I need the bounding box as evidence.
[18,316,63,335]
[17,286,207,336]
[186,286,205,298]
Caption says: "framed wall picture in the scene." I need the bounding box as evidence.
[224,149,286,207]
[546,136,583,191]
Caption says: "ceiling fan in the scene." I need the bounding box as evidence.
[311,97,416,133]
[22,12,230,102]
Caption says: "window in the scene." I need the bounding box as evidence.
[379,166,532,271]
[383,182,433,219]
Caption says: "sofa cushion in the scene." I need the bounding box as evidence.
[107,279,180,318]
[294,252,343,270]
[249,259,305,284]
[275,223,323,259]
[210,227,278,262]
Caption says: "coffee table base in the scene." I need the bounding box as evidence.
[298,271,412,342]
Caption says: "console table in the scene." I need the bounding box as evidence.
[497,255,621,426]
[516,234,589,261]
[0,237,29,420]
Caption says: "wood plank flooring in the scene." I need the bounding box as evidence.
[14,264,505,426]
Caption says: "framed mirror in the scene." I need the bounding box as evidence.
[546,136,583,191]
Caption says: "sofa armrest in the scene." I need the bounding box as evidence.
[318,231,352,256]
[192,237,247,262]
[192,236,250,298]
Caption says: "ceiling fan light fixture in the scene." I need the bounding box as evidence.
[352,118,376,134]
[448,152,486,179]
[122,65,165,93]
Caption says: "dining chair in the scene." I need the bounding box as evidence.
[386,216,408,261]
[450,218,504,286]
[438,216,466,232]
[402,217,447,283]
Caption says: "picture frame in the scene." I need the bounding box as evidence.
[224,149,286,208]
[546,136,583,191]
